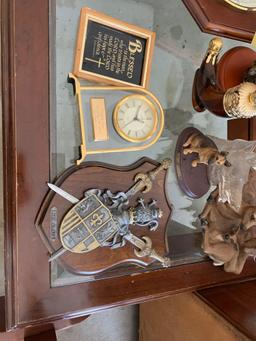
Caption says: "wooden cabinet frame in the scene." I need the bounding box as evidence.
[1,0,256,331]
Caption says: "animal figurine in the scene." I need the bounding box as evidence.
[200,172,256,274]
[183,132,231,167]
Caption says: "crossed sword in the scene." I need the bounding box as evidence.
[48,159,171,267]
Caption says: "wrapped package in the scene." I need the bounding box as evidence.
[208,137,256,211]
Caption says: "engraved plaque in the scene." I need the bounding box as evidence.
[90,98,108,141]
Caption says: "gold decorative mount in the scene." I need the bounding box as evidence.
[251,33,256,49]
[205,38,223,65]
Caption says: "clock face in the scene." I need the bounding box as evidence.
[224,0,256,10]
[113,95,158,143]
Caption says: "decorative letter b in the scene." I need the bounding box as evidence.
[128,40,142,54]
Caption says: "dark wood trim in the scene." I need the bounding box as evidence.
[0,316,88,339]
[0,329,24,341]
[196,280,256,340]
[228,119,250,141]
[182,0,256,43]
[228,118,256,141]
[25,329,57,341]
[2,0,50,330]
[1,0,17,329]
[14,260,256,328]
[0,296,5,332]
[249,118,256,140]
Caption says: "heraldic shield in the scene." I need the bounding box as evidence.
[60,193,118,254]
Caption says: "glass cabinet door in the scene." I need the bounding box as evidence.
[49,0,248,286]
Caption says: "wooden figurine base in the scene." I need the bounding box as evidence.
[192,69,204,112]
[175,127,216,199]
[217,47,256,91]
[35,158,172,275]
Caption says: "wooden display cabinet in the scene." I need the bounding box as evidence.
[1,0,256,334]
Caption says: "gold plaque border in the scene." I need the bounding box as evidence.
[73,7,156,89]
[69,73,165,165]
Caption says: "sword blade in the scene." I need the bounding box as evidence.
[123,232,146,250]
[47,183,79,204]
[48,246,67,262]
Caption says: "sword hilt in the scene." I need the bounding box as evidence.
[148,159,171,181]
[133,236,171,267]
[133,158,171,194]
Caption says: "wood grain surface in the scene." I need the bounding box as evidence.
[197,280,256,340]
[1,0,256,332]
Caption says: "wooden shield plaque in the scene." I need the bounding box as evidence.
[35,158,172,275]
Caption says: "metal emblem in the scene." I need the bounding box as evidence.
[48,159,172,267]
[60,194,117,254]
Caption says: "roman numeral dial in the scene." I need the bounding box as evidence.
[113,94,158,143]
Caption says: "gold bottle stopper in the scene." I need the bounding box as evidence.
[223,82,256,118]
[249,91,256,105]
[206,37,223,65]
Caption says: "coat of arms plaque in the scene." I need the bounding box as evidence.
[60,194,117,254]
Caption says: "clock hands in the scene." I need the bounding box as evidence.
[122,105,145,130]
[134,105,141,120]
[136,117,145,124]
[133,105,145,124]
[113,94,159,143]
[122,118,135,129]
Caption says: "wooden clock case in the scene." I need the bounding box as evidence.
[182,0,256,42]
